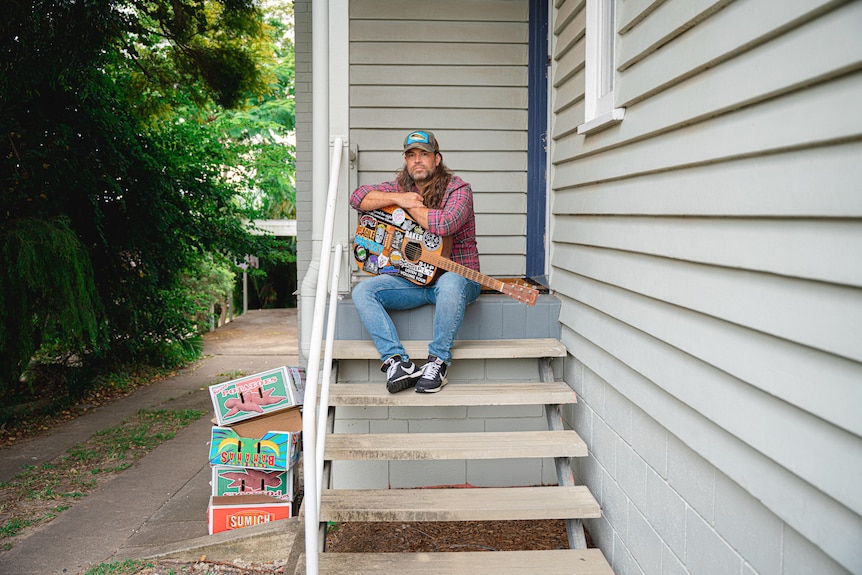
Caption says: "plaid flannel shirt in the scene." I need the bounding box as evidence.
[350,174,480,272]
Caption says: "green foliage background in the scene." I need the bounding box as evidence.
[0,1,296,402]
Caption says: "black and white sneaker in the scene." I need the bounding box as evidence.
[415,356,448,393]
[382,356,420,394]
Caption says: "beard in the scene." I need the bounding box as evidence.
[408,163,436,183]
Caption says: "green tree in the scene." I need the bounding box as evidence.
[0,218,103,390]
[214,11,298,310]
[0,0,291,396]
[217,13,297,220]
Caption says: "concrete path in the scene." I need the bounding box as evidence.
[0,309,304,575]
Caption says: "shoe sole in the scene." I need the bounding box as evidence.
[387,375,420,394]
[415,377,448,393]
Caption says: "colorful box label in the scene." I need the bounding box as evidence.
[212,467,294,501]
[209,366,306,426]
[208,406,302,471]
[209,427,300,471]
[207,495,292,535]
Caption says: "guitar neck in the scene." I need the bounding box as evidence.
[422,252,540,307]
[423,252,505,292]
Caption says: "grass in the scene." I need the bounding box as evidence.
[0,362,192,448]
[0,517,28,538]
[0,408,205,544]
[82,559,153,575]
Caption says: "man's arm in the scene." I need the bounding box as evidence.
[355,188,430,229]
[412,179,473,237]
[405,206,430,229]
[358,190,425,212]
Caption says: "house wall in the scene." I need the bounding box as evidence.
[347,0,532,278]
[295,0,559,492]
[551,1,862,574]
[295,0,313,284]
[296,0,536,357]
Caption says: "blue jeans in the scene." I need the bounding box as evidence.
[351,272,482,365]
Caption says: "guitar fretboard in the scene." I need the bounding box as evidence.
[423,252,504,291]
[422,252,537,306]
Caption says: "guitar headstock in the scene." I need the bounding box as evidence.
[501,283,539,306]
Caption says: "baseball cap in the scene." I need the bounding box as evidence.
[403,130,439,154]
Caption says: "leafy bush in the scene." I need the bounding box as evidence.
[0,1,295,400]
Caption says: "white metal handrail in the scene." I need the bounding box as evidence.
[302,136,344,575]
[316,242,342,509]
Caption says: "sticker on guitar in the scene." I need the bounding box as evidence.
[354,206,539,306]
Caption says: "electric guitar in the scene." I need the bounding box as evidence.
[353,205,539,306]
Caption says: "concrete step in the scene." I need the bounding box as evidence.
[325,430,587,461]
[331,338,566,360]
[327,381,576,407]
[319,485,601,523]
[315,549,614,575]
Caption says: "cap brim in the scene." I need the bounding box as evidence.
[404,143,436,153]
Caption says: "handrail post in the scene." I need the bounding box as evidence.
[317,243,343,515]
[303,137,344,575]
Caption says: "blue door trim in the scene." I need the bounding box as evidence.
[527,0,549,280]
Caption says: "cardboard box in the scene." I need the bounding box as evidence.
[208,407,303,471]
[207,494,292,535]
[211,466,295,501]
[209,366,306,426]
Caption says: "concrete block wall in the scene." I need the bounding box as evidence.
[330,356,561,490]
[335,293,562,342]
[564,356,851,575]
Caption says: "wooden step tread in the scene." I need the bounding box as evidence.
[332,338,566,360]
[325,430,587,461]
[328,381,577,406]
[319,485,601,523]
[316,549,614,574]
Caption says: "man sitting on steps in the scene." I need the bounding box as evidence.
[349,130,482,394]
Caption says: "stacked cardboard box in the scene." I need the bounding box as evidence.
[205,366,305,535]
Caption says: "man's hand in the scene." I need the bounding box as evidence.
[393,192,425,208]
[405,206,430,229]
[358,190,425,211]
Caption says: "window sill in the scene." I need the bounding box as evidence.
[577,108,626,136]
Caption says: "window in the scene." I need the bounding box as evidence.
[578,0,625,135]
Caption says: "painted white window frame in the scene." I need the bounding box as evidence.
[578,0,625,135]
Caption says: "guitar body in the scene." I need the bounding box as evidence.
[353,205,449,286]
[353,206,540,306]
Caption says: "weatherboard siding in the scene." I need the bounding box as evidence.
[551,0,861,574]
[294,0,313,281]
[295,0,861,572]
[348,0,531,277]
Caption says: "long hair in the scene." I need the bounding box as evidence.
[396,156,452,209]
